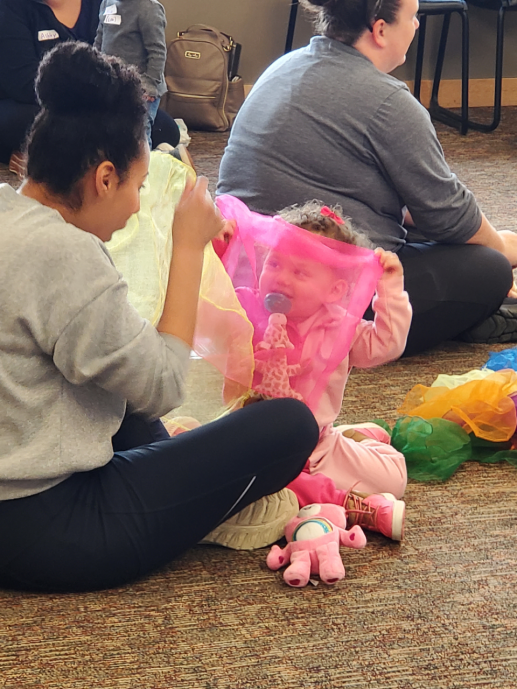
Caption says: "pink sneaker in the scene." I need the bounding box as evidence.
[345,491,405,541]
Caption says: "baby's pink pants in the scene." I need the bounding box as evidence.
[288,423,407,507]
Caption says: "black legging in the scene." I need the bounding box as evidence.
[0,398,318,593]
[397,242,512,356]
[0,100,37,163]
[0,99,180,163]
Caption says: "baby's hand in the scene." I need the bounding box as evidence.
[212,218,236,259]
[215,218,236,245]
[374,247,403,281]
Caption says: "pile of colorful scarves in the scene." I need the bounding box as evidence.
[374,348,517,481]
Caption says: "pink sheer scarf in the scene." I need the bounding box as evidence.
[209,196,383,411]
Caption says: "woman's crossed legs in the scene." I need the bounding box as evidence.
[0,398,318,592]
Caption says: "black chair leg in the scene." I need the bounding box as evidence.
[466,5,505,132]
[430,12,451,102]
[414,14,427,102]
[285,0,300,54]
[460,7,469,135]
[430,6,507,133]
[428,10,470,135]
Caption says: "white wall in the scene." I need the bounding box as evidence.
[161,1,517,84]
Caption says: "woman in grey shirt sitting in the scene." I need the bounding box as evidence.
[217,0,517,354]
[0,42,318,593]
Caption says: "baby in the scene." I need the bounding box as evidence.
[230,201,413,541]
[175,199,412,545]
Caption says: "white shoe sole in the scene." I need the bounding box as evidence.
[380,493,405,541]
[200,488,299,551]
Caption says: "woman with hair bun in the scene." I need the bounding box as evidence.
[218,0,517,354]
[0,0,179,175]
[0,42,319,593]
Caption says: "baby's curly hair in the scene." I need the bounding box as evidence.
[277,200,375,249]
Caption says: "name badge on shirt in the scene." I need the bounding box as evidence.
[104,4,117,14]
[38,30,59,42]
[104,14,122,25]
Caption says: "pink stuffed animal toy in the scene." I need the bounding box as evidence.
[266,503,367,587]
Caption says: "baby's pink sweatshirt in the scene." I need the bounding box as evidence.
[288,274,412,503]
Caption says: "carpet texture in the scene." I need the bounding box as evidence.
[2,109,517,688]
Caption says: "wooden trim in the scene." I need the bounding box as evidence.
[245,79,517,106]
[404,78,517,108]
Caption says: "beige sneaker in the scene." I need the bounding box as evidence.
[155,142,196,172]
[201,488,299,550]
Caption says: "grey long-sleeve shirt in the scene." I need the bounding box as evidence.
[217,37,482,251]
[0,185,189,500]
[94,0,167,97]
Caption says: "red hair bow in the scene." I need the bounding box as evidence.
[321,206,344,225]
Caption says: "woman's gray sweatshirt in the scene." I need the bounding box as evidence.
[0,185,189,500]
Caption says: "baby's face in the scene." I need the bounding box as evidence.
[259,251,344,321]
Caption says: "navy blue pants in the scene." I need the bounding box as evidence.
[364,242,513,357]
[0,399,318,593]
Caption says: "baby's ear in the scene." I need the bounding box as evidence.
[326,278,348,303]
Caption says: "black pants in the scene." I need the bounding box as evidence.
[0,99,180,163]
[397,242,512,356]
[0,399,318,593]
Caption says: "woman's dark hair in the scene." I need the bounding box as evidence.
[300,0,402,46]
[26,42,147,209]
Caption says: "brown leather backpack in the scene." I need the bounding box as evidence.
[161,24,245,132]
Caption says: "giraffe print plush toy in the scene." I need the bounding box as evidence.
[254,312,303,401]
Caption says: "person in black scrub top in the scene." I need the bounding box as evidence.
[0,0,179,171]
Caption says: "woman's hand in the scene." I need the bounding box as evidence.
[374,247,404,281]
[157,177,225,345]
[467,216,517,268]
[498,230,517,268]
[402,207,415,228]
[172,176,225,252]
